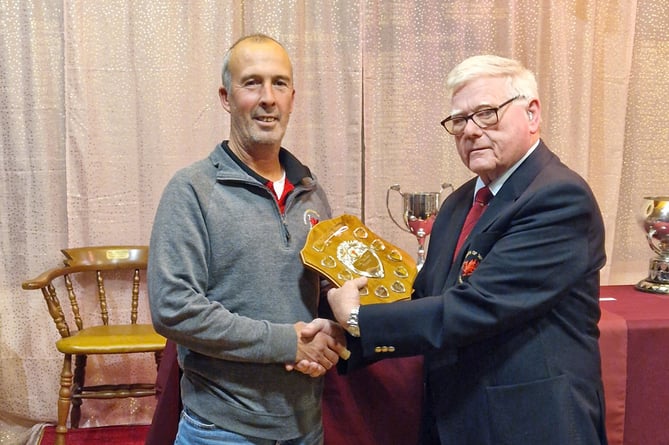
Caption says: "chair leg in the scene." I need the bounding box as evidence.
[154,349,163,370]
[56,354,73,445]
[70,354,87,429]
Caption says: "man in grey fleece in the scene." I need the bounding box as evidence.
[148,34,347,445]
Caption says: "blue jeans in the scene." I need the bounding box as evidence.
[174,408,324,445]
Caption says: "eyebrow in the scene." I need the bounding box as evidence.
[239,73,292,83]
[449,102,497,117]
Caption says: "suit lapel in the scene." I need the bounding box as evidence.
[444,186,476,286]
[414,179,476,295]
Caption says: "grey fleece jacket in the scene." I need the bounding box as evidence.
[148,142,332,440]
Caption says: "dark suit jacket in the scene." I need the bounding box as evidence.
[348,142,608,445]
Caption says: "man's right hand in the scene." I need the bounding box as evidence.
[287,319,348,377]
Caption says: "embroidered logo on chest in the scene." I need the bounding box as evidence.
[458,249,484,283]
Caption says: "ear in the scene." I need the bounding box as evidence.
[289,88,295,114]
[219,86,231,114]
[527,99,541,133]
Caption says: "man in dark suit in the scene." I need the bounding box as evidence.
[304,55,608,444]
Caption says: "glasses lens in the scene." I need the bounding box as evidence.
[448,118,466,134]
[472,108,498,127]
[443,96,519,134]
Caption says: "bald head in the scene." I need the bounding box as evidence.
[221,34,293,91]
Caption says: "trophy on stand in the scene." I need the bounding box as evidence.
[386,182,453,270]
[636,196,669,294]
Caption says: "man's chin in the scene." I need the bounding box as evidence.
[468,159,494,175]
[250,132,285,146]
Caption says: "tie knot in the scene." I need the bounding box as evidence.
[474,186,492,205]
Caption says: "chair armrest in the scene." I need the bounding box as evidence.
[22,266,70,290]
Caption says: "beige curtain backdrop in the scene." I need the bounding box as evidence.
[1,0,667,443]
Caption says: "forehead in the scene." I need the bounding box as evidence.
[450,76,507,112]
[229,40,293,80]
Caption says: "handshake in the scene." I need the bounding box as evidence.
[286,277,367,377]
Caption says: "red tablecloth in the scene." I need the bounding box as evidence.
[598,285,669,445]
[147,285,669,445]
[323,285,669,445]
[322,356,423,444]
[144,344,423,445]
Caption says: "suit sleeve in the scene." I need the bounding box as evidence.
[355,178,604,361]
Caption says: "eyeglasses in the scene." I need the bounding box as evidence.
[440,95,521,135]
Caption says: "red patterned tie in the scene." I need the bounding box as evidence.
[453,186,493,260]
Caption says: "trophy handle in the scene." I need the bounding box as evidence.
[440,182,454,197]
[386,184,411,233]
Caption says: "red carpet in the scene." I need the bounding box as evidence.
[39,424,150,444]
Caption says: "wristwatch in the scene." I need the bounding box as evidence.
[346,306,361,337]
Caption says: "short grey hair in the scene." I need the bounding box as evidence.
[446,55,538,101]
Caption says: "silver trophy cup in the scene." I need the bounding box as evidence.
[636,196,669,294]
[386,182,453,270]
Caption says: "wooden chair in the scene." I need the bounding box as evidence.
[22,245,167,445]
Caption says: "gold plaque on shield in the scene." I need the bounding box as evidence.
[301,214,417,305]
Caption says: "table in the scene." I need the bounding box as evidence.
[143,343,423,445]
[322,356,423,444]
[324,285,669,445]
[598,285,669,445]
[146,285,669,445]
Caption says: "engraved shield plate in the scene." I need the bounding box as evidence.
[301,214,417,304]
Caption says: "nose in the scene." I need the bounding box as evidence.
[259,82,276,105]
[461,117,483,137]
